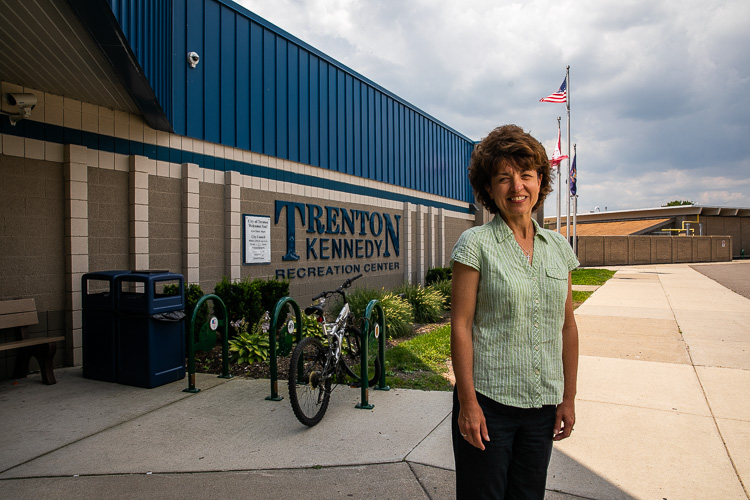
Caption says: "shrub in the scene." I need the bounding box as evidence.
[429,278,452,310]
[344,287,414,339]
[213,277,289,338]
[228,312,271,364]
[342,288,383,321]
[396,283,444,324]
[301,313,325,343]
[253,278,290,316]
[214,277,262,337]
[425,267,452,286]
[378,292,414,339]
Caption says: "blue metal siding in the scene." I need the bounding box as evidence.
[108,0,474,203]
[236,17,250,150]
[107,0,172,123]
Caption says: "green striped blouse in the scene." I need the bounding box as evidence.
[451,215,579,408]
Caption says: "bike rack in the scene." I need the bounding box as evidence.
[357,299,390,409]
[184,294,231,393]
[266,297,303,401]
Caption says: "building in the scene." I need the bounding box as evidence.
[546,205,748,266]
[0,0,482,376]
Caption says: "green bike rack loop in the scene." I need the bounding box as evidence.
[184,294,231,393]
[357,299,390,410]
[266,296,303,401]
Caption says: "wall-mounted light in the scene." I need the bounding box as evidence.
[187,52,200,68]
[1,93,37,125]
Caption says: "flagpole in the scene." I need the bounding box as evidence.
[565,65,571,246]
[572,143,577,254]
[556,116,562,234]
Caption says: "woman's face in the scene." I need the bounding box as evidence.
[485,162,542,219]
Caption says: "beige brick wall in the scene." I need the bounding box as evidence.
[88,167,129,272]
[198,182,226,292]
[149,176,182,273]
[578,235,733,267]
[0,156,66,377]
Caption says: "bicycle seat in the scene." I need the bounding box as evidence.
[305,305,324,316]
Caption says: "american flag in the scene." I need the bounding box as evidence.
[539,78,567,103]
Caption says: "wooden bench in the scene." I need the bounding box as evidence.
[0,299,65,385]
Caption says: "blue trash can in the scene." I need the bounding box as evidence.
[81,271,130,382]
[115,271,186,388]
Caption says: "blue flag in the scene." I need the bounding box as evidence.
[570,152,577,196]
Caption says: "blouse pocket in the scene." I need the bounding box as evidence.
[545,266,568,281]
[543,266,569,300]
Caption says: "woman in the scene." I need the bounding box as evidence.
[451,124,579,499]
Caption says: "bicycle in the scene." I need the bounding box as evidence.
[288,274,382,426]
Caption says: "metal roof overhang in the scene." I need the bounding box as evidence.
[0,0,171,132]
[546,205,750,225]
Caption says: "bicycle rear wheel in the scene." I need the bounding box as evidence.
[288,337,331,426]
[341,325,381,387]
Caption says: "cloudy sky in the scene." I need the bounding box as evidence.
[235,0,749,215]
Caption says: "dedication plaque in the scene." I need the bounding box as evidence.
[243,215,271,264]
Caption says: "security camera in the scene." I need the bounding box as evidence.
[1,92,37,125]
[5,93,37,110]
[187,51,200,68]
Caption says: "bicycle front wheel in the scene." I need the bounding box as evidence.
[341,325,381,387]
[288,336,331,426]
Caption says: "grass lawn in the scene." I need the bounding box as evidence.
[384,324,453,391]
[572,268,616,285]
[572,290,593,307]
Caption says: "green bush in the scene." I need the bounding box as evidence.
[345,287,414,339]
[228,312,271,364]
[342,288,383,320]
[396,283,444,324]
[379,292,414,338]
[213,277,262,337]
[253,278,290,316]
[425,267,452,286]
[429,279,452,310]
[301,313,325,343]
[213,277,289,338]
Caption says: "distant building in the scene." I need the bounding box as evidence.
[546,205,750,258]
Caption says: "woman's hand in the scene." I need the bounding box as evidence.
[458,400,490,450]
[555,273,579,442]
[553,398,575,441]
[451,262,488,449]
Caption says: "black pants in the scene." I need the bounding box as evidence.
[452,388,556,499]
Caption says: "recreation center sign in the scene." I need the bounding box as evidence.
[273,200,401,280]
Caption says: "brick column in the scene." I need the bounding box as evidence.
[182,163,200,285]
[427,206,437,272]
[404,202,414,285]
[438,207,446,267]
[129,156,152,271]
[64,144,89,366]
[417,205,426,286]
[225,170,242,281]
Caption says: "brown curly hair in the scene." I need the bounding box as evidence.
[468,124,552,214]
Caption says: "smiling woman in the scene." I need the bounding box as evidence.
[450,124,580,499]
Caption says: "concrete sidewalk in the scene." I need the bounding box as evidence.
[1,262,749,499]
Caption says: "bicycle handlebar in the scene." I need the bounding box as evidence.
[311,274,363,301]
